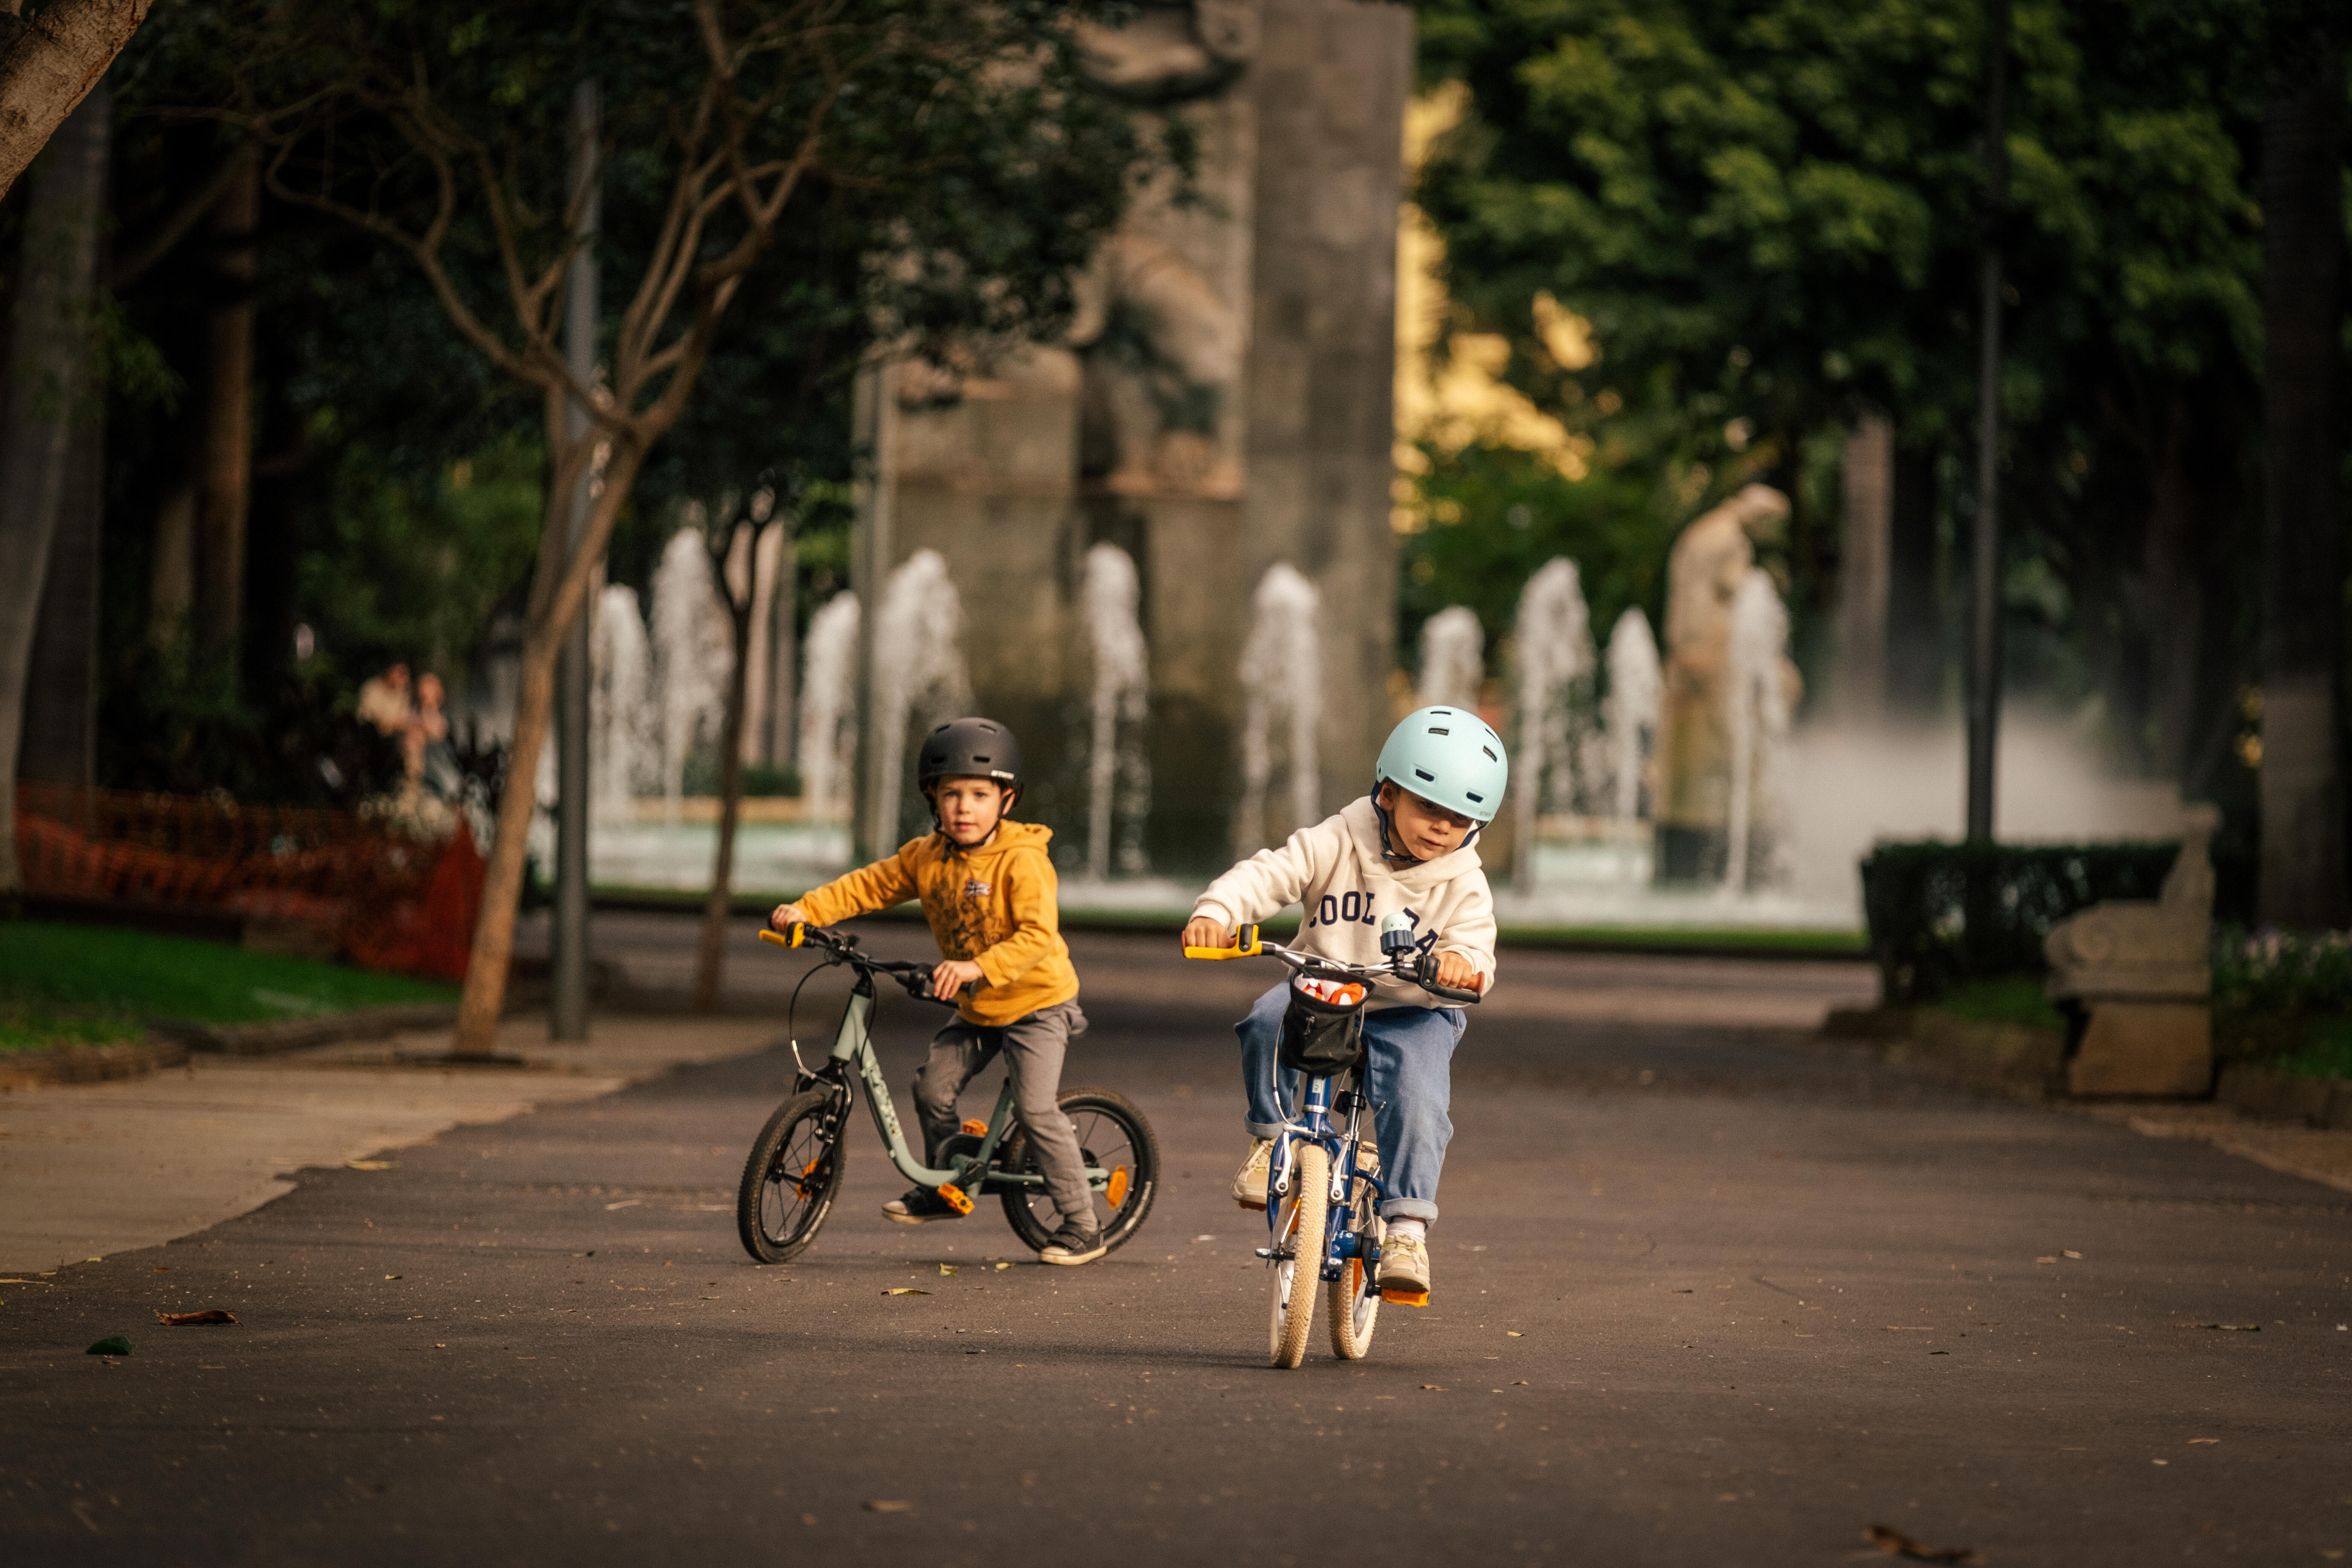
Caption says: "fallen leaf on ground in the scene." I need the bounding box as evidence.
[883,1288,930,1297]
[603,1199,641,1211]
[384,1275,402,1280]
[86,1336,133,1356]
[1192,1234,1214,1242]
[1865,1524,1978,1563]
[1882,1325,1935,1331]
[2035,1256,2058,1264]
[938,1265,958,1277]
[993,1262,1012,1271]
[862,1500,913,1513]
[2062,1249,2082,1259]
[2176,1322,2260,1332]
[1672,1288,1693,1294]
[1506,1331,1524,1337]
[346,1161,395,1171]
[85,1257,102,1263]
[1421,1384,1443,1390]
[2187,1438,2219,1444]
[153,1310,237,1326]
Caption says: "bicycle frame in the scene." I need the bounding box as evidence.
[1266,1062,1387,1285]
[796,965,1106,1197]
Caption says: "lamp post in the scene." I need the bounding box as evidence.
[1964,0,2010,845]
[552,80,599,1041]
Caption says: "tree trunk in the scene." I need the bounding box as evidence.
[450,438,639,1055]
[2139,400,2202,784]
[197,144,258,661]
[2257,26,2347,928]
[0,84,107,899]
[766,526,797,766]
[0,1,148,202]
[18,409,103,786]
[693,590,755,1014]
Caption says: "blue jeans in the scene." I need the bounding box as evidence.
[1237,981,1465,1224]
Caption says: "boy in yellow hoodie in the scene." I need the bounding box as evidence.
[769,718,1103,1264]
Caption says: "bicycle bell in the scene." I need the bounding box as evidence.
[1378,912,1417,958]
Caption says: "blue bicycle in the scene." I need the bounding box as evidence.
[1187,915,1479,1368]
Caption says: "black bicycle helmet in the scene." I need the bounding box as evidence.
[917,717,1023,795]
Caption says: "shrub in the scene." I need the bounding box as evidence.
[1859,839,2180,1005]
[2211,926,2352,1015]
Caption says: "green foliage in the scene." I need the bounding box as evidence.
[0,922,455,1026]
[2213,926,2352,1016]
[1412,0,2278,766]
[1858,838,2180,1003]
[297,431,546,679]
[2271,1021,2352,1084]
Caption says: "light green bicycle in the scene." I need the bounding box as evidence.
[735,923,1159,1264]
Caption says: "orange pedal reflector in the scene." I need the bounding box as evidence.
[1104,1165,1130,1208]
[960,1119,988,1137]
[1379,1288,1430,1307]
[934,1184,975,1215]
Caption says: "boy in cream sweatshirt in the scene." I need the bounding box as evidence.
[1180,707,1507,1302]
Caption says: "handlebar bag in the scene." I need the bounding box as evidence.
[1278,974,1369,1076]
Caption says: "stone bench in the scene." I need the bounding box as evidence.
[2043,805,2217,1098]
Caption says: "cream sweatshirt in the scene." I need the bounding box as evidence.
[1190,796,1498,1010]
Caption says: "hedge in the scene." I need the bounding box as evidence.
[1858,840,2181,1005]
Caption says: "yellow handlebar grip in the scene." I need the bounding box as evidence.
[758,928,789,947]
[1184,923,1263,961]
[756,923,809,948]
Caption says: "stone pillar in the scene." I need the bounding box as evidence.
[1242,0,1412,830]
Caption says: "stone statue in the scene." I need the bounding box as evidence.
[1654,484,1801,882]
[2045,804,2219,1096]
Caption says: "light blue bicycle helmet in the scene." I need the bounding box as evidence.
[1375,706,1509,823]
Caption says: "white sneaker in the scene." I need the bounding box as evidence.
[1231,1137,1273,1210]
[1378,1231,1430,1304]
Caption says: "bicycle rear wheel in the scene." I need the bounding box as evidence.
[1269,1142,1328,1369]
[737,1089,844,1264]
[997,1088,1159,1255]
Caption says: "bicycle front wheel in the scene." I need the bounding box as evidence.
[737,1089,844,1264]
[1269,1142,1328,1369]
[1328,1188,1381,1360]
[997,1088,1159,1256]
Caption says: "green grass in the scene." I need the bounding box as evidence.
[0,1006,149,1054]
[2270,1017,2352,1082]
[0,921,456,1027]
[1931,977,2066,1032]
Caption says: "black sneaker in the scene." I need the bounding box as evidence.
[1037,1223,1107,1266]
[882,1188,965,1225]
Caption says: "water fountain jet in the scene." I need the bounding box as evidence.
[1510,557,1594,887]
[1415,606,1485,711]
[1237,564,1321,853]
[1080,544,1151,880]
[864,550,972,851]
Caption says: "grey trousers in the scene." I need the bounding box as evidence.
[914,1001,1093,1228]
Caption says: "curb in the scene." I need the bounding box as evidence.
[2215,1063,2352,1130]
[0,1035,191,1090]
[169,1003,462,1057]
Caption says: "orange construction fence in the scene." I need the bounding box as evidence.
[14,783,486,982]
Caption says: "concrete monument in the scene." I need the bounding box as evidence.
[851,0,1411,872]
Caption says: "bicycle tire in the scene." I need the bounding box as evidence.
[1328,1188,1381,1360]
[997,1088,1159,1255]
[737,1089,844,1264]
[1270,1142,1328,1369]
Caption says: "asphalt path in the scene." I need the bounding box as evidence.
[3,927,2348,1566]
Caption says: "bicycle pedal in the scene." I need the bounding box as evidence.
[934,1183,975,1216]
[960,1119,988,1136]
[1378,1287,1430,1307]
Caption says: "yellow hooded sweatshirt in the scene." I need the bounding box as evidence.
[793,821,1079,1027]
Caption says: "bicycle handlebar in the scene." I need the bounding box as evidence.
[757,923,957,1006]
[1184,922,1482,1005]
